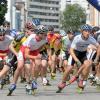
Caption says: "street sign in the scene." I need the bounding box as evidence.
[87,0,100,11]
[32,18,40,26]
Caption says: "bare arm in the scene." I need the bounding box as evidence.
[9,41,18,56]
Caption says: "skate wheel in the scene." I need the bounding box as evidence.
[0,84,4,89]
[51,76,55,80]
[43,85,48,90]
[56,90,61,93]
[32,89,37,95]
[96,85,100,90]
[26,89,31,95]
[28,90,32,95]
[56,88,62,93]
[7,91,13,96]
[76,87,83,94]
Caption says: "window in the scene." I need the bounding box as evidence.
[28,11,59,17]
[30,0,59,4]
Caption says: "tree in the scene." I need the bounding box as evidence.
[0,0,8,25]
[61,4,86,32]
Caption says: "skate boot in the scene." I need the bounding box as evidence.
[88,74,94,79]
[77,80,84,94]
[56,82,66,93]
[0,79,6,89]
[91,78,97,86]
[51,73,56,80]
[31,80,37,95]
[42,78,51,86]
[88,74,94,84]
[5,75,10,84]
[96,79,100,90]
[25,84,32,95]
[7,84,16,96]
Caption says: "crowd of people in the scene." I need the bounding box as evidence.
[0,21,100,96]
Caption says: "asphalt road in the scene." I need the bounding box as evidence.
[0,73,100,100]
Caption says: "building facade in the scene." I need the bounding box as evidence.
[27,0,61,32]
[10,0,26,30]
[89,4,100,26]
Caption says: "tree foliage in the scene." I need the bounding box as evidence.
[61,4,86,32]
[0,0,8,25]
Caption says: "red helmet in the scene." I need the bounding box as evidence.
[25,21,35,30]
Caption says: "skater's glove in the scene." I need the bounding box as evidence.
[76,61,82,68]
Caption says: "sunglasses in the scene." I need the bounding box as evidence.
[4,25,10,28]
[0,33,5,36]
[0,34,5,36]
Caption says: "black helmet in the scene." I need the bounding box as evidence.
[92,26,100,33]
[0,28,6,36]
[34,25,48,34]
[67,30,75,34]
